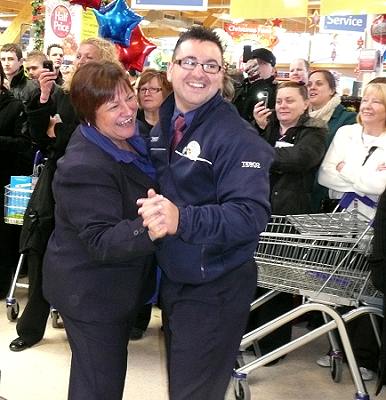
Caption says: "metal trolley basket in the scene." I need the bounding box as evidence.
[233,211,383,400]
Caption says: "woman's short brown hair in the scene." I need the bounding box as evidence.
[70,61,134,126]
[137,68,172,107]
[277,80,309,101]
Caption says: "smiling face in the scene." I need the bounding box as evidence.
[308,72,335,110]
[275,86,309,128]
[359,86,386,131]
[95,83,138,147]
[167,39,223,113]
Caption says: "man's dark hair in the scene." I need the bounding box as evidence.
[172,26,224,60]
[0,43,23,60]
[46,43,64,56]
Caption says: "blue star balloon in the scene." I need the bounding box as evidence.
[93,0,143,47]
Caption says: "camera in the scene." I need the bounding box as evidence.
[42,60,54,72]
[257,91,269,108]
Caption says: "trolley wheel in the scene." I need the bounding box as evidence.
[330,355,343,383]
[51,309,63,329]
[233,378,251,400]
[6,302,19,321]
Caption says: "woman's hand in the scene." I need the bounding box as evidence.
[376,162,386,171]
[38,70,56,103]
[336,161,345,172]
[253,101,272,130]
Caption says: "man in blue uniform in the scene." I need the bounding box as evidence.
[137,26,274,400]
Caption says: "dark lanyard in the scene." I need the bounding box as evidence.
[362,146,378,166]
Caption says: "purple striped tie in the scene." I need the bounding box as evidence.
[171,115,186,151]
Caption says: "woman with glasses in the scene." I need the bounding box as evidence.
[131,70,172,341]
[137,69,173,139]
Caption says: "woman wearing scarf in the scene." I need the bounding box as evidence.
[42,61,158,400]
[308,69,357,212]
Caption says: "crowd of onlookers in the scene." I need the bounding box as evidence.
[0,30,385,399]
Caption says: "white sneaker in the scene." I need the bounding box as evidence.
[317,356,374,382]
[316,355,330,367]
[359,367,375,382]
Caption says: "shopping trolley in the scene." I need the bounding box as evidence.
[3,152,62,327]
[232,209,383,400]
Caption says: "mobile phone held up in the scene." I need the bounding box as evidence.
[42,60,54,72]
[257,91,269,108]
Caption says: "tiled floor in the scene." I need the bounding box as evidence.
[0,290,380,400]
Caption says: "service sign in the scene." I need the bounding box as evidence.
[320,14,367,33]
[131,0,208,10]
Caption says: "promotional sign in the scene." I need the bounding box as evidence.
[321,15,367,33]
[131,0,208,11]
[358,49,381,72]
[44,0,98,57]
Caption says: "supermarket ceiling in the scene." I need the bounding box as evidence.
[0,0,322,38]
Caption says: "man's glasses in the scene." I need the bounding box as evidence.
[174,58,222,74]
[139,87,162,94]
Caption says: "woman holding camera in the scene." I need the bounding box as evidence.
[250,81,327,358]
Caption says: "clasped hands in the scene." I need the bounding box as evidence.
[137,189,179,241]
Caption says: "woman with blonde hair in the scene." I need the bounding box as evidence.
[317,81,386,381]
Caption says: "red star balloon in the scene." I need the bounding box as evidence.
[116,26,157,72]
[70,0,102,10]
[271,18,282,28]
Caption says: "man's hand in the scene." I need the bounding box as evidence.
[137,189,180,240]
[38,70,56,103]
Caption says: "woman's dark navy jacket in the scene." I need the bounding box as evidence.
[42,128,157,322]
[150,92,274,284]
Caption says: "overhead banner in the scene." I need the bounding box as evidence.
[320,0,385,16]
[320,15,367,33]
[230,0,308,19]
[130,0,208,11]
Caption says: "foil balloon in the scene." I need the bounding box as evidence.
[371,14,386,45]
[116,26,157,72]
[69,0,102,10]
[93,0,143,46]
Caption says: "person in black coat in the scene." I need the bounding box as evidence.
[0,62,30,298]
[42,61,157,400]
[249,81,327,358]
[233,47,278,124]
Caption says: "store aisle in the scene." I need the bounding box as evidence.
[0,290,378,400]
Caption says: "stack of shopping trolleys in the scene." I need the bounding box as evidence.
[232,208,383,400]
